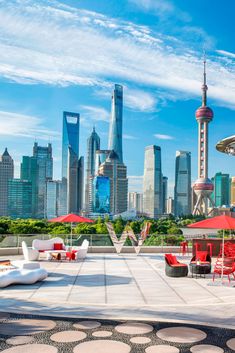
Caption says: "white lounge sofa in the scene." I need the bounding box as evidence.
[0,268,48,288]
[73,239,89,260]
[32,237,65,253]
[22,241,39,261]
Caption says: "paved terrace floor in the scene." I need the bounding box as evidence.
[0,254,235,329]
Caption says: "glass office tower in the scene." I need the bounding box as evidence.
[8,179,32,219]
[92,176,110,213]
[162,176,168,214]
[108,84,123,163]
[174,151,191,216]
[143,145,163,218]
[46,180,60,219]
[0,148,14,216]
[60,111,83,214]
[85,128,100,212]
[231,177,235,206]
[211,172,230,207]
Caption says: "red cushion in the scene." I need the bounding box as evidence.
[171,264,187,267]
[196,251,208,262]
[54,243,63,250]
[171,255,178,265]
[165,254,178,265]
[191,261,210,265]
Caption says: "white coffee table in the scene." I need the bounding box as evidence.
[44,250,67,261]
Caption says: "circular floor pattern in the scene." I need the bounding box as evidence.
[0,344,58,353]
[190,344,224,353]
[145,345,179,353]
[0,313,10,321]
[73,321,101,330]
[92,330,113,337]
[115,322,153,335]
[6,336,34,346]
[156,326,207,343]
[50,330,87,343]
[0,319,56,336]
[73,339,131,353]
[226,338,235,350]
[130,337,151,344]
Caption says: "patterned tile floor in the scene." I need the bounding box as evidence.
[0,313,234,353]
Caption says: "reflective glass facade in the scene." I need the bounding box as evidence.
[92,176,110,213]
[143,145,163,218]
[0,148,14,216]
[211,172,230,207]
[108,84,123,163]
[162,176,168,214]
[174,151,191,216]
[46,180,60,219]
[8,179,32,219]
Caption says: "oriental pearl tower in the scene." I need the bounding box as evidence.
[192,59,215,216]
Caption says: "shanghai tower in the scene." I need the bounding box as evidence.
[108,84,123,163]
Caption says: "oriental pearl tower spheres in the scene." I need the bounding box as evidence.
[192,59,215,216]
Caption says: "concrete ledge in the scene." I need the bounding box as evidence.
[0,246,192,256]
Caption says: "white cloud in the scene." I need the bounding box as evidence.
[0,110,60,140]
[123,134,138,140]
[80,105,110,123]
[216,49,235,59]
[0,0,235,111]
[154,134,174,140]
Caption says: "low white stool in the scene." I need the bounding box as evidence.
[12,261,40,270]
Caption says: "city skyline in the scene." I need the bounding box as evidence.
[0,1,235,197]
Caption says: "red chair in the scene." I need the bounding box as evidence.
[194,242,201,255]
[66,250,77,261]
[206,242,215,257]
[165,254,188,277]
[213,257,235,283]
[180,241,189,255]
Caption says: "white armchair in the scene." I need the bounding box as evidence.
[76,239,89,260]
[22,241,39,261]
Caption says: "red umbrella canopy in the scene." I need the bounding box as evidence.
[49,213,94,223]
[188,215,235,230]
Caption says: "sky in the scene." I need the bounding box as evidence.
[0,0,235,197]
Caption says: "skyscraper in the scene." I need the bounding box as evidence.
[211,172,230,207]
[162,176,168,214]
[8,179,32,219]
[92,176,110,214]
[108,84,123,163]
[193,59,215,215]
[174,151,191,216]
[0,148,14,216]
[143,145,163,218]
[85,128,100,212]
[231,177,235,206]
[21,143,53,218]
[61,111,83,214]
[99,151,128,214]
[128,192,143,214]
[46,180,60,219]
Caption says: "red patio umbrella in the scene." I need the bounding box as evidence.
[49,213,94,246]
[188,215,235,282]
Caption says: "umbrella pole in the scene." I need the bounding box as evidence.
[221,229,225,283]
[71,222,73,248]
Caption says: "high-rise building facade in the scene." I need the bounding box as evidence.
[85,128,100,212]
[21,143,53,218]
[166,197,174,214]
[0,148,14,216]
[99,151,128,214]
[46,180,60,219]
[211,172,230,207]
[128,192,143,214]
[231,177,235,206]
[143,145,163,218]
[162,176,168,214]
[193,59,215,215]
[174,151,191,216]
[92,176,110,214]
[61,111,83,214]
[108,84,123,163]
[8,179,32,219]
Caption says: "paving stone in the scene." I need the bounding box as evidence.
[73,321,101,330]
[190,344,224,352]
[6,336,34,345]
[130,336,151,344]
[115,322,154,335]
[73,339,131,353]
[156,326,207,343]
[0,319,56,336]
[50,330,87,342]
[0,344,58,353]
[92,330,113,337]
[226,338,235,350]
[145,345,179,353]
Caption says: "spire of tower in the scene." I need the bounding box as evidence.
[202,55,208,106]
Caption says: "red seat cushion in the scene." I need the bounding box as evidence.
[165,254,179,265]
[196,251,208,262]
[54,243,63,250]
[191,261,210,265]
[171,264,187,267]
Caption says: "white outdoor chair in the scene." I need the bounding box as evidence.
[22,241,39,261]
[75,239,89,260]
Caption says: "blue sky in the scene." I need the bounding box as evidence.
[0,0,235,196]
